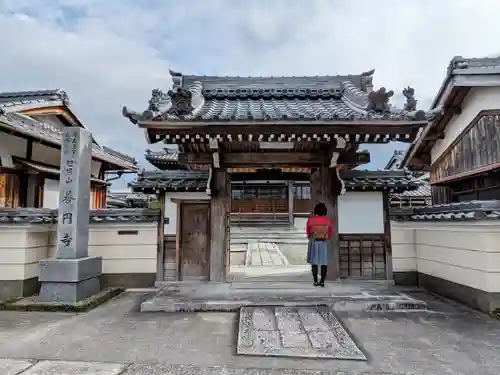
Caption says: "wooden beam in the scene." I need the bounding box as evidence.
[423,131,445,141]
[179,152,328,167]
[412,153,431,166]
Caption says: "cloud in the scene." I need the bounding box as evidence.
[1,0,500,186]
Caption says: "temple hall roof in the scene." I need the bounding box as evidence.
[129,169,419,194]
[144,149,186,170]
[129,170,209,193]
[340,170,419,193]
[122,69,440,128]
[0,90,138,170]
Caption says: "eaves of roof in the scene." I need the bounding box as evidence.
[0,112,138,171]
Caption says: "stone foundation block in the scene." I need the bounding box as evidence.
[39,256,102,283]
[38,256,102,303]
[38,276,101,303]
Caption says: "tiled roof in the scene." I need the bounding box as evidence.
[129,170,209,192]
[0,90,138,171]
[0,208,159,224]
[0,111,137,170]
[341,170,419,193]
[447,56,500,75]
[392,183,431,198]
[402,55,500,170]
[0,89,71,112]
[129,169,418,193]
[391,200,500,221]
[145,149,179,162]
[123,70,440,125]
[144,149,188,171]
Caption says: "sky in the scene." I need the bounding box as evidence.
[1,0,500,188]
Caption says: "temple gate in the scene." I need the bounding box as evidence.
[124,69,433,283]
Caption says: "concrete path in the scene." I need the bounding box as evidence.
[1,292,500,374]
[0,358,364,374]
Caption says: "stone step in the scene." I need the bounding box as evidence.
[231,239,308,245]
[142,283,428,313]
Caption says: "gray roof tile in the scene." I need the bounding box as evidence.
[0,111,137,170]
[0,208,159,224]
[341,170,419,193]
[0,90,137,170]
[392,200,500,221]
[129,169,418,193]
[129,170,209,192]
[123,70,438,124]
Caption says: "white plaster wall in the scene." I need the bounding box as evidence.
[391,221,500,293]
[391,222,417,272]
[431,87,500,162]
[414,223,500,293]
[42,178,59,209]
[0,225,51,281]
[164,191,209,235]
[338,191,384,234]
[47,222,158,275]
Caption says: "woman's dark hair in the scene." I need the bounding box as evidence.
[313,203,327,216]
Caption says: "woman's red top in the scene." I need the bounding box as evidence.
[306,216,333,239]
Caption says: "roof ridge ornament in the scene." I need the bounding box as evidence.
[366,87,394,112]
[169,69,183,88]
[360,69,375,92]
[166,87,193,117]
[56,89,70,107]
[402,86,417,112]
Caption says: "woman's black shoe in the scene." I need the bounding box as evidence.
[313,281,319,286]
[319,282,325,287]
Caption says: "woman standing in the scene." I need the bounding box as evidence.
[306,203,333,287]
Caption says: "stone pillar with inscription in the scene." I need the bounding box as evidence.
[38,128,102,303]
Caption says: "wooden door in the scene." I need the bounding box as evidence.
[180,203,210,281]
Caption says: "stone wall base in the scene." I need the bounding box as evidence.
[394,271,500,314]
[100,273,156,289]
[0,273,156,301]
[0,278,40,301]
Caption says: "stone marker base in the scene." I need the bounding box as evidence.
[38,256,102,303]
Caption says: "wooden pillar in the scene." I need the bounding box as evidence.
[288,180,294,226]
[382,191,393,281]
[156,192,166,282]
[210,169,229,282]
[310,167,339,281]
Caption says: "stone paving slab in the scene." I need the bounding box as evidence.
[237,306,367,360]
[141,282,427,313]
[0,358,34,374]
[5,359,127,374]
